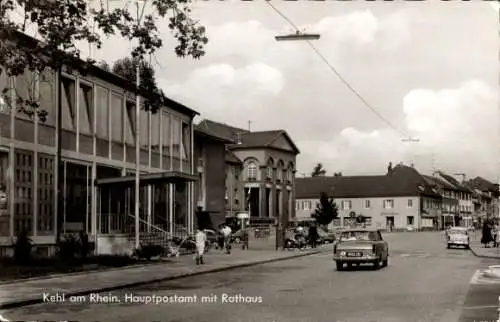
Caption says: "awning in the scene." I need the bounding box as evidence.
[95,171,197,187]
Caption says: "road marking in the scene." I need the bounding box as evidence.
[469,269,500,285]
[0,314,9,322]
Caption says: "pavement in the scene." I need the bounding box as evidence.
[0,244,328,311]
[1,231,497,322]
[467,230,500,259]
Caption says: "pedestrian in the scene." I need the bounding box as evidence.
[494,222,499,248]
[217,224,224,250]
[195,228,206,265]
[309,222,319,248]
[222,224,232,254]
[481,221,493,248]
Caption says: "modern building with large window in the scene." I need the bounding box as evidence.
[0,41,197,255]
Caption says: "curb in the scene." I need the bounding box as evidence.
[469,246,500,260]
[0,249,323,310]
[0,252,194,286]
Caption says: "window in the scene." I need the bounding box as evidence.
[407,216,414,225]
[171,117,181,158]
[247,162,257,180]
[342,200,351,210]
[383,199,394,209]
[38,70,54,125]
[110,94,123,143]
[125,101,136,146]
[95,86,109,139]
[139,109,149,149]
[302,200,312,210]
[364,200,370,208]
[15,71,37,120]
[407,199,413,208]
[295,200,300,211]
[78,82,93,135]
[0,150,10,234]
[277,168,282,181]
[287,169,293,181]
[266,167,272,179]
[61,77,76,130]
[181,122,189,160]
[0,72,10,114]
[150,112,160,152]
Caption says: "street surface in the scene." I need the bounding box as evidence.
[1,232,499,322]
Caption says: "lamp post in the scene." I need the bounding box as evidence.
[274,29,320,250]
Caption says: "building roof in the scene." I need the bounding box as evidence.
[8,30,199,118]
[197,119,300,154]
[435,171,471,193]
[422,175,457,190]
[295,164,440,199]
[468,177,499,195]
[225,150,242,165]
[194,124,232,143]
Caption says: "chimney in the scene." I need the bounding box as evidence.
[387,162,393,174]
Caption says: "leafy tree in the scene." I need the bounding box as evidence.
[311,163,327,177]
[311,192,338,227]
[111,57,165,112]
[0,0,208,119]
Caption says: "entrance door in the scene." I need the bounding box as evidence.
[386,216,394,229]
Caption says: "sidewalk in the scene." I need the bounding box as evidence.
[468,232,500,259]
[0,245,329,310]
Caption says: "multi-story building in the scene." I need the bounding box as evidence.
[196,120,300,229]
[466,177,500,222]
[0,33,198,255]
[295,164,442,231]
[422,174,460,229]
[435,172,473,227]
[193,124,232,227]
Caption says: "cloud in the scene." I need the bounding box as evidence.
[164,62,284,118]
[297,80,499,180]
[203,9,414,69]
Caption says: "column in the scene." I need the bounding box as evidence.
[9,76,14,238]
[268,188,272,218]
[259,185,264,218]
[147,185,152,232]
[169,183,174,236]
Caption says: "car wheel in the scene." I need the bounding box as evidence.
[447,244,451,249]
[373,257,381,270]
[336,261,344,271]
[382,257,388,267]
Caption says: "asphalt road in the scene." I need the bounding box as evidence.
[1,232,498,322]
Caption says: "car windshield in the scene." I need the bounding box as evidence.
[450,230,467,235]
[340,231,377,241]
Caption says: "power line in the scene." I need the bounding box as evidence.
[265,1,408,138]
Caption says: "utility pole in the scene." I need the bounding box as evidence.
[248,120,252,132]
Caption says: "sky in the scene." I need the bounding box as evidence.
[14,0,500,182]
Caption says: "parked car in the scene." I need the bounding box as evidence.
[230,230,245,244]
[333,228,389,271]
[446,227,469,249]
[318,228,336,243]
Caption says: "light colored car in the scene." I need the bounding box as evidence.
[333,228,389,271]
[447,227,469,249]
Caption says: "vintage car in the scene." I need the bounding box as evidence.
[446,227,469,249]
[333,228,389,271]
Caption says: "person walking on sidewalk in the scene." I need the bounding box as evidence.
[309,222,319,249]
[222,224,232,254]
[494,222,499,248]
[195,228,207,265]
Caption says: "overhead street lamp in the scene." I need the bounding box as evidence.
[275,30,320,42]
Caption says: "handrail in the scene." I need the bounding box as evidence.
[126,214,170,235]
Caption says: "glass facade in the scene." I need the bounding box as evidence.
[0,67,195,240]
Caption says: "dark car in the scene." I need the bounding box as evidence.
[333,228,389,271]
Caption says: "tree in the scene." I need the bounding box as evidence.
[311,192,338,227]
[111,57,164,112]
[0,0,208,119]
[311,163,327,177]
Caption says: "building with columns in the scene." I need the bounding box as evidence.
[195,120,300,228]
[0,33,198,255]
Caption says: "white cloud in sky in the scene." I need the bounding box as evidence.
[165,62,285,115]
[297,80,498,179]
